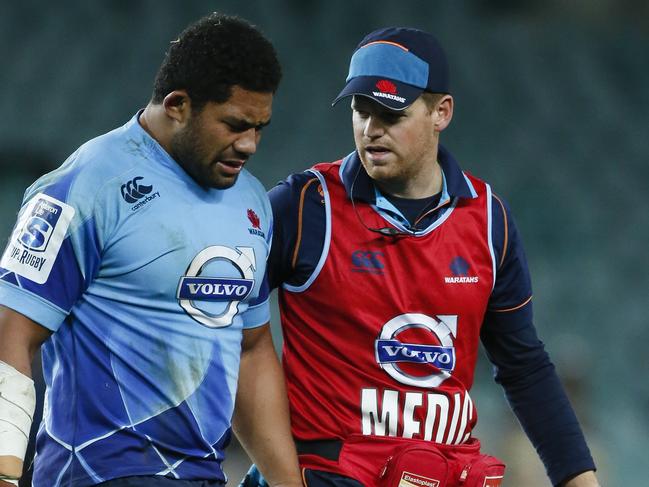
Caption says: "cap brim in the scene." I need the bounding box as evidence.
[332,76,424,111]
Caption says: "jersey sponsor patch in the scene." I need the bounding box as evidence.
[177,277,253,301]
[177,246,256,328]
[375,313,457,388]
[1,193,75,284]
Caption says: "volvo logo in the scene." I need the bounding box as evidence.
[177,246,256,328]
[375,313,458,387]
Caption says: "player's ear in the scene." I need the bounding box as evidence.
[433,94,453,132]
[162,90,192,124]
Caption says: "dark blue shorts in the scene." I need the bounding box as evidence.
[240,465,362,487]
[303,469,363,487]
[98,476,224,486]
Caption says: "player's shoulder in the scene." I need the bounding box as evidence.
[26,117,150,206]
[70,117,155,186]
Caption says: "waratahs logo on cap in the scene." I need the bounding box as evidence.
[372,79,406,104]
[376,79,398,94]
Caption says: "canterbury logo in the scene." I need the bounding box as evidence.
[121,177,153,203]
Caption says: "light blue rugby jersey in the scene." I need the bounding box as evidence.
[0,112,272,486]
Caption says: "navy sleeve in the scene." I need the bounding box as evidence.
[482,194,595,486]
[267,172,326,290]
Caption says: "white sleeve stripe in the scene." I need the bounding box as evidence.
[283,169,331,293]
[485,183,497,290]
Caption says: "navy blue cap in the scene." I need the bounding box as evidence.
[332,27,450,110]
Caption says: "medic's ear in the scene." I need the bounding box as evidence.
[434,94,453,132]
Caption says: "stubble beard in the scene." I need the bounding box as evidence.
[170,123,237,190]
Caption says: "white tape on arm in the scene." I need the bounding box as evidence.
[0,360,35,482]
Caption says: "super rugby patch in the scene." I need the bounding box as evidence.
[1,193,75,284]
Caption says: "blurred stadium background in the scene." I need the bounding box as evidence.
[2,1,647,485]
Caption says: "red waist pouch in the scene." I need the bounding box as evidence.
[336,435,505,487]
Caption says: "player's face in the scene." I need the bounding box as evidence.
[171,86,273,189]
[352,95,440,198]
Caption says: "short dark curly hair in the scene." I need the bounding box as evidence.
[152,12,282,109]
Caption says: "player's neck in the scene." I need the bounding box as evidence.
[139,104,174,156]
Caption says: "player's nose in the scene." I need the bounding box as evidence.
[233,128,259,156]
